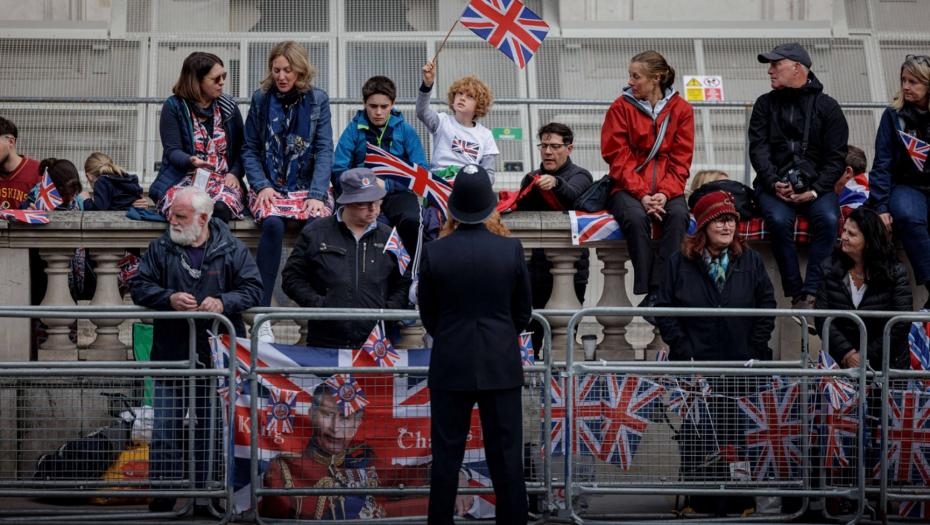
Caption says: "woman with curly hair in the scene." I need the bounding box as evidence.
[815,207,913,369]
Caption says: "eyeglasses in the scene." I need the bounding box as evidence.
[349,200,382,210]
[206,73,228,83]
[713,217,737,228]
[537,143,567,151]
[906,54,930,66]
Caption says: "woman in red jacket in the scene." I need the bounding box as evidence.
[601,50,694,321]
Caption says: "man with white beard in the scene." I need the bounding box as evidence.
[131,186,262,516]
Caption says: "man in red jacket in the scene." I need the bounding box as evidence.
[0,117,41,210]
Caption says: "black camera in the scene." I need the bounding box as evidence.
[779,167,810,194]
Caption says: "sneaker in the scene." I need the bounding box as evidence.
[256,322,275,344]
[791,294,817,335]
[148,497,176,513]
[638,290,658,326]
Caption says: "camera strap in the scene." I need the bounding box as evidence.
[799,93,817,157]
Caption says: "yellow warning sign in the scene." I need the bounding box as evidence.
[686,78,702,87]
[683,75,726,102]
[686,88,704,101]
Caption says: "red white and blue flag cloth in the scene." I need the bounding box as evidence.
[324,373,369,416]
[908,312,930,392]
[899,130,930,171]
[878,387,930,484]
[518,331,534,368]
[384,227,410,275]
[35,169,63,211]
[543,373,608,458]
[451,137,480,164]
[814,351,860,476]
[358,322,401,368]
[568,210,696,245]
[0,209,49,224]
[459,0,550,69]
[738,381,802,481]
[598,374,666,470]
[838,172,869,217]
[900,499,930,519]
[365,143,454,218]
[264,386,298,434]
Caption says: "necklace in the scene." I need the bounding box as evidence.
[850,269,864,280]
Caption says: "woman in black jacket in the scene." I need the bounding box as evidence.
[655,190,776,516]
[814,207,912,369]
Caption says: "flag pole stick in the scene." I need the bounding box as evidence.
[432,20,458,63]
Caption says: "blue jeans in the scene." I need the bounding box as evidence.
[150,378,216,489]
[755,188,840,298]
[889,184,930,284]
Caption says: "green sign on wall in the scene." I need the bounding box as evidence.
[492,128,523,140]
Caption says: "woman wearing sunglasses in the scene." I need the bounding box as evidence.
[868,54,930,308]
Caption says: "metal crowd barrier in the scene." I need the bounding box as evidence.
[559,307,870,525]
[0,306,238,525]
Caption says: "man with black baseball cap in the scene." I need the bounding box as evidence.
[749,42,849,329]
[282,167,411,348]
[419,164,533,525]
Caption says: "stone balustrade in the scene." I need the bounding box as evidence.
[1,211,926,363]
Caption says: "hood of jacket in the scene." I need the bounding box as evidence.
[621,85,678,121]
[770,70,825,103]
[349,107,409,130]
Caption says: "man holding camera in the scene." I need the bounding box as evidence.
[749,42,848,321]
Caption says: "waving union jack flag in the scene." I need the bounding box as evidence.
[598,374,665,470]
[569,211,623,244]
[880,387,930,484]
[518,331,534,367]
[459,0,550,69]
[264,386,298,434]
[358,323,400,367]
[838,173,869,216]
[0,209,49,224]
[451,137,480,163]
[739,382,802,480]
[899,130,930,171]
[36,169,63,211]
[383,227,410,275]
[365,143,454,218]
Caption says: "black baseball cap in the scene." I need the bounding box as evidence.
[758,42,812,69]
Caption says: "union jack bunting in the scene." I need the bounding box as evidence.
[365,143,454,218]
[900,499,930,519]
[383,227,410,275]
[822,396,858,475]
[817,351,858,411]
[668,374,712,427]
[879,387,930,484]
[0,209,49,224]
[518,331,534,367]
[358,323,400,368]
[598,374,665,470]
[542,373,604,456]
[35,169,63,211]
[739,382,802,480]
[324,373,369,416]
[909,313,930,392]
[264,386,298,434]
[459,0,550,69]
[569,211,623,244]
[899,130,930,171]
[451,137,480,163]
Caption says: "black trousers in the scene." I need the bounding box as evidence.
[428,387,527,525]
[381,190,422,264]
[608,191,688,295]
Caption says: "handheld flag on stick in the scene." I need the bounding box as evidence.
[365,143,454,218]
[460,0,550,69]
[384,227,411,275]
[36,169,63,211]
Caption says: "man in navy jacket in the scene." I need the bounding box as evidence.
[418,164,533,525]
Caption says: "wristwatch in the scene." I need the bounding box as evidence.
[809,190,818,200]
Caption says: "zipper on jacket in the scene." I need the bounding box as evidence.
[362,241,367,274]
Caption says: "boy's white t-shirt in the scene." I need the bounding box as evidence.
[417,88,499,182]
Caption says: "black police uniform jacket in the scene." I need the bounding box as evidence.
[418,223,533,390]
[281,214,411,349]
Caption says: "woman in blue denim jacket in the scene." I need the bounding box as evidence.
[868,54,930,308]
[242,41,334,325]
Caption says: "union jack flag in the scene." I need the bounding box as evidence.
[459,0,550,69]
[383,227,410,275]
[35,169,63,211]
[542,373,604,457]
[909,313,930,392]
[817,351,858,411]
[822,397,858,475]
[365,143,454,218]
[451,137,480,163]
[264,386,298,434]
[518,331,533,367]
[838,173,869,216]
[569,211,623,244]
[899,130,930,171]
[324,373,369,416]
[668,374,712,427]
[598,374,665,470]
[900,499,930,518]
[739,382,802,480]
[878,387,930,484]
[0,209,49,224]
[358,323,400,367]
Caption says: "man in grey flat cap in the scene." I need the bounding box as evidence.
[749,42,848,330]
[282,167,411,348]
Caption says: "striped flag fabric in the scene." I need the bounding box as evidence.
[383,227,410,275]
[569,211,623,244]
[35,169,63,211]
[899,130,930,171]
[838,173,869,216]
[0,209,49,224]
[459,0,550,69]
[365,143,454,218]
